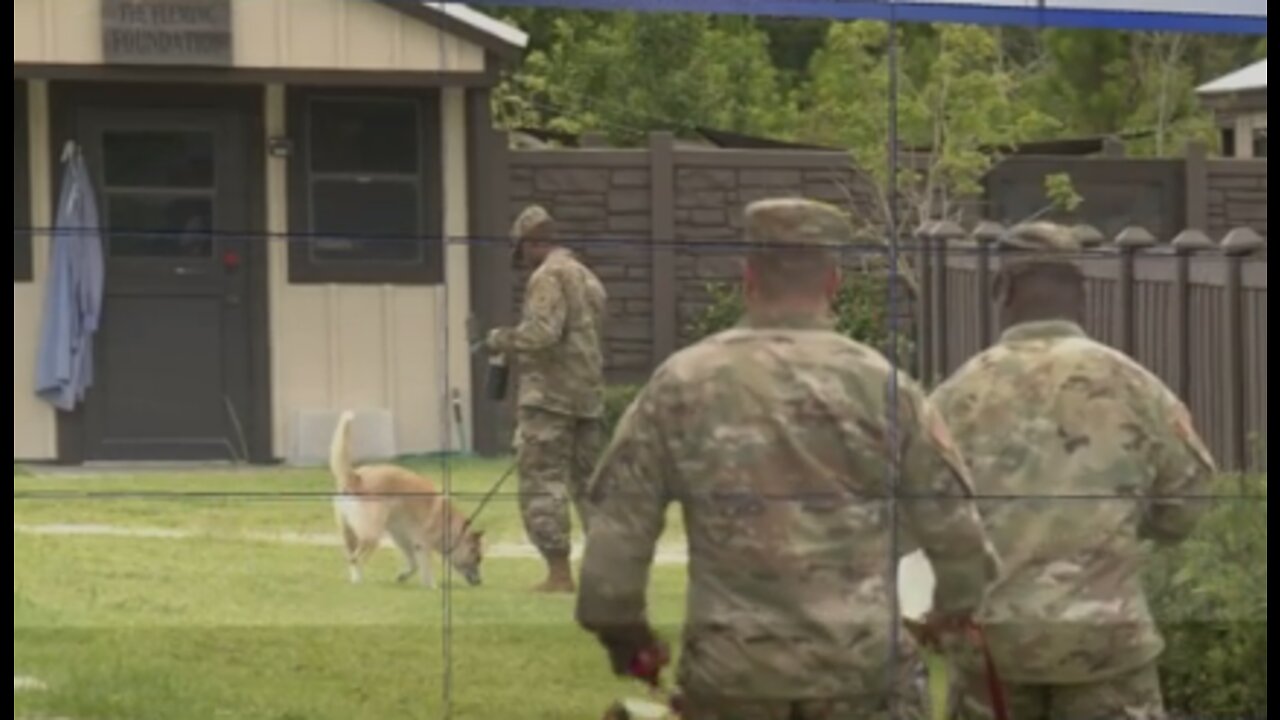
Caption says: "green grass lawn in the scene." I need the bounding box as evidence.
[14,459,948,720]
[13,459,691,720]
[13,457,683,545]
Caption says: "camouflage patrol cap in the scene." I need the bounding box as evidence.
[510,204,554,246]
[997,221,1085,283]
[744,198,854,255]
[1000,221,1082,258]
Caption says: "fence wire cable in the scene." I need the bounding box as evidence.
[17,227,1245,258]
[884,2,908,714]
[438,25,456,720]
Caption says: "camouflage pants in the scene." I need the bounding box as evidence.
[514,406,605,557]
[680,694,925,720]
[956,662,1165,720]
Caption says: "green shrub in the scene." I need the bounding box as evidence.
[603,384,643,437]
[1145,473,1267,718]
[687,275,914,368]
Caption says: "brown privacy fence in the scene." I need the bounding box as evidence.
[917,221,1267,474]
[506,132,881,383]
[471,132,1267,457]
[503,137,1266,377]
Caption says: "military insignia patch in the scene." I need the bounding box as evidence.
[1171,401,1216,471]
[923,402,977,496]
[925,404,959,455]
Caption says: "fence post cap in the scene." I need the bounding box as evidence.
[647,131,676,149]
[1071,224,1106,248]
[971,220,1005,244]
[1221,227,1265,256]
[1114,225,1158,249]
[914,220,939,238]
[931,219,966,241]
[1171,229,1215,252]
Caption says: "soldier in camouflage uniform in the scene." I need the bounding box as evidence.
[576,198,1000,720]
[929,222,1218,720]
[487,205,609,594]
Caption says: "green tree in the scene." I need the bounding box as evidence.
[801,22,1060,233]
[1023,30,1256,154]
[493,13,795,145]
[756,18,831,81]
[1029,30,1136,135]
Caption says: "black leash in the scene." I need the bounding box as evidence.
[464,461,517,528]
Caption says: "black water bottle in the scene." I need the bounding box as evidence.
[486,355,509,401]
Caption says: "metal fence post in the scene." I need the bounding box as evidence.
[1170,229,1214,404]
[915,221,936,386]
[1114,226,1157,356]
[931,220,965,380]
[1221,227,1265,472]
[971,221,1004,349]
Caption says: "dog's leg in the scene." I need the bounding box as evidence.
[416,542,437,590]
[390,528,419,584]
[349,536,380,585]
[339,518,364,584]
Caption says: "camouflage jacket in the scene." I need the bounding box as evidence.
[489,248,607,418]
[930,320,1217,684]
[577,312,998,700]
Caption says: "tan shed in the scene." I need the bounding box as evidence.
[14,0,525,463]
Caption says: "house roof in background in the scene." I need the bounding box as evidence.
[421,2,529,49]
[373,1,529,60]
[1198,58,1267,95]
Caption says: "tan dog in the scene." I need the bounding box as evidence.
[329,411,485,589]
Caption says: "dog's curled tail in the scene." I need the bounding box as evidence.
[330,410,360,492]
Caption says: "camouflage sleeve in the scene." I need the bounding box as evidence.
[897,382,999,615]
[487,269,567,354]
[576,382,672,636]
[1139,392,1217,545]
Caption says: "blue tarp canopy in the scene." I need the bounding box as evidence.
[457,0,1266,34]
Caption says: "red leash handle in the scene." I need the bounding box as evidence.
[907,616,1010,720]
[627,648,685,715]
[963,622,1010,720]
[628,650,663,688]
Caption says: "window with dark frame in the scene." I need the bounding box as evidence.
[287,92,443,285]
[15,81,33,282]
[1221,127,1237,158]
[100,129,218,259]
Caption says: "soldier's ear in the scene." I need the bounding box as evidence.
[992,271,1011,306]
[823,266,841,299]
[742,261,759,298]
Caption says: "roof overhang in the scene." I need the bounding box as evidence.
[375,1,528,62]
[1197,58,1267,97]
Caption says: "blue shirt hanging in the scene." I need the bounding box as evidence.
[35,143,105,412]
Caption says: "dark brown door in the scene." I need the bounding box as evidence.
[78,109,255,461]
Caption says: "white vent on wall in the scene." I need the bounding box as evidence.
[287,409,397,467]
